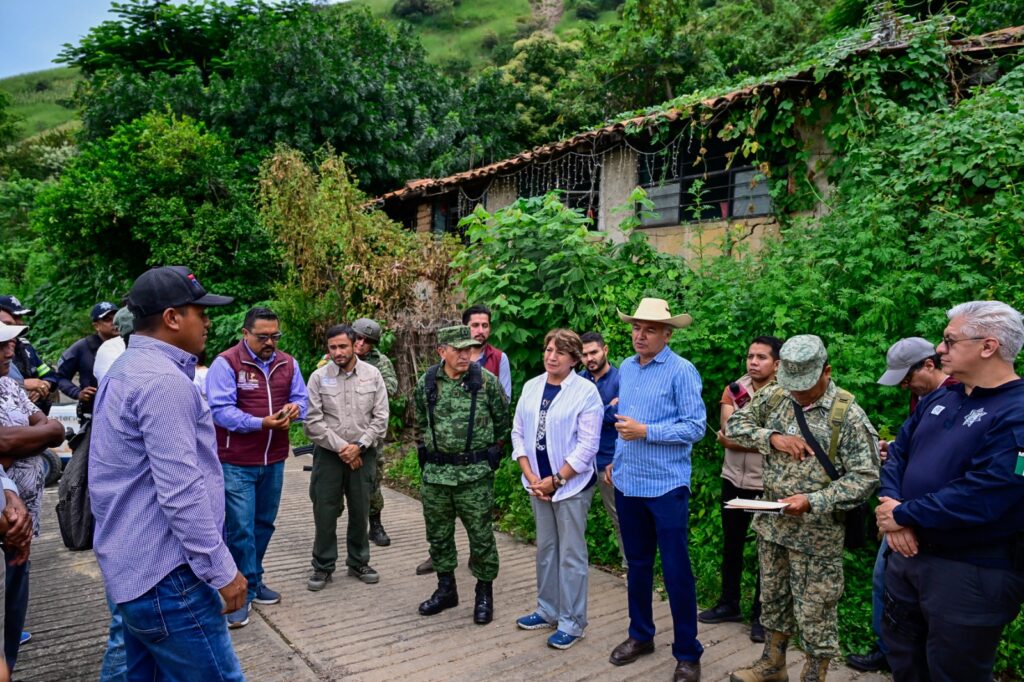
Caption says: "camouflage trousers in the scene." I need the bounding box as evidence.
[421,475,499,582]
[758,538,844,658]
[369,448,386,516]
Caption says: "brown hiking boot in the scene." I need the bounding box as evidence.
[800,656,830,682]
[730,630,790,682]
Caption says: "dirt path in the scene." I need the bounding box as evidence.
[533,0,564,32]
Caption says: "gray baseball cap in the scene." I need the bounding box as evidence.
[777,335,828,392]
[877,337,936,386]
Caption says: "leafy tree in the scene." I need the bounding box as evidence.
[555,0,841,128]
[0,177,51,297]
[61,0,304,140]
[257,147,462,373]
[703,0,836,78]
[76,68,209,141]
[460,34,586,165]
[0,91,20,150]
[556,0,726,125]
[825,0,1024,35]
[391,0,456,21]
[57,0,304,80]
[211,6,463,194]
[31,111,277,352]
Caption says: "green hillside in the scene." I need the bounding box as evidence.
[353,0,617,70]
[0,67,81,141]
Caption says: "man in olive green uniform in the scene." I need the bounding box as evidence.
[414,325,509,625]
[725,335,879,682]
[352,318,399,547]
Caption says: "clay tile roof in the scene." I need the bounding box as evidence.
[378,25,1024,205]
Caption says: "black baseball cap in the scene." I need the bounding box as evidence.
[127,266,234,317]
[0,295,32,316]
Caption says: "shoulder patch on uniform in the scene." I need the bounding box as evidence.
[1016,450,1024,477]
[930,404,945,415]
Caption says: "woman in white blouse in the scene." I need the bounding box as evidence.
[512,328,604,650]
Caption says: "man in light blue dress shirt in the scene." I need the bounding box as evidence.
[91,266,247,682]
[605,298,706,682]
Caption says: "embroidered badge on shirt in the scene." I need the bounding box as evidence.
[236,370,260,390]
[962,407,987,428]
[1016,451,1024,476]
[930,404,946,416]
[322,377,337,387]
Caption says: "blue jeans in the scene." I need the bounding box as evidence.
[118,565,244,682]
[3,553,29,672]
[872,536,889,655]
[101,591,127,682]
[616,485,704,662]
[222,460,284,602]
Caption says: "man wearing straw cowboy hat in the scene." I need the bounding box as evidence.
[605,298,706,682]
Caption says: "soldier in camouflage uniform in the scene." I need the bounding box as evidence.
[725,335,880,682]
[352,318,399,547]
[414,325,509,624]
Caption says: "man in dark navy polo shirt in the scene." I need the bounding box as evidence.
[877,300,1024,682]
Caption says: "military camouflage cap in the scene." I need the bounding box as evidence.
[437,325,482,350]
[353,318,382,344]
[777,334,828,391]
[113,306,135,335]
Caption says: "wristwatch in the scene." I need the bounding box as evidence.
[552,473,566,489]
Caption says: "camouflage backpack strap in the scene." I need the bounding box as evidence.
[463,363,483,453]
[425,363,442,451]
[827,389,855,463]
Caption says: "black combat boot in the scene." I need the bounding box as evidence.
[473,580,494,625]
[418,572,458,616]
[369,514,391,547]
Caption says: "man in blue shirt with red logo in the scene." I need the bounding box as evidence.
[206,306,307,629]
[877,300,1024,682]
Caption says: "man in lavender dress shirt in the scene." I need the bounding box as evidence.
[91,266,247,681]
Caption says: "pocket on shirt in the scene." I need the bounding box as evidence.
[319,382,343,399]
[355,384,377,410]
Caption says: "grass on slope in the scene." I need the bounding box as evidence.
[355,0,538,70]
[0,67,80,141]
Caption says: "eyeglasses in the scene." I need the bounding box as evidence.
[940,335,985,348]
[251,332,282,343]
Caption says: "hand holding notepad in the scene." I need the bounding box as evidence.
[724,498,790,514]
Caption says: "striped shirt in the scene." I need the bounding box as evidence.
[90,335,237,604]
[612,345,706,497]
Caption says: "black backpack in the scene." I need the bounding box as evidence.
[55,421,94,551]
